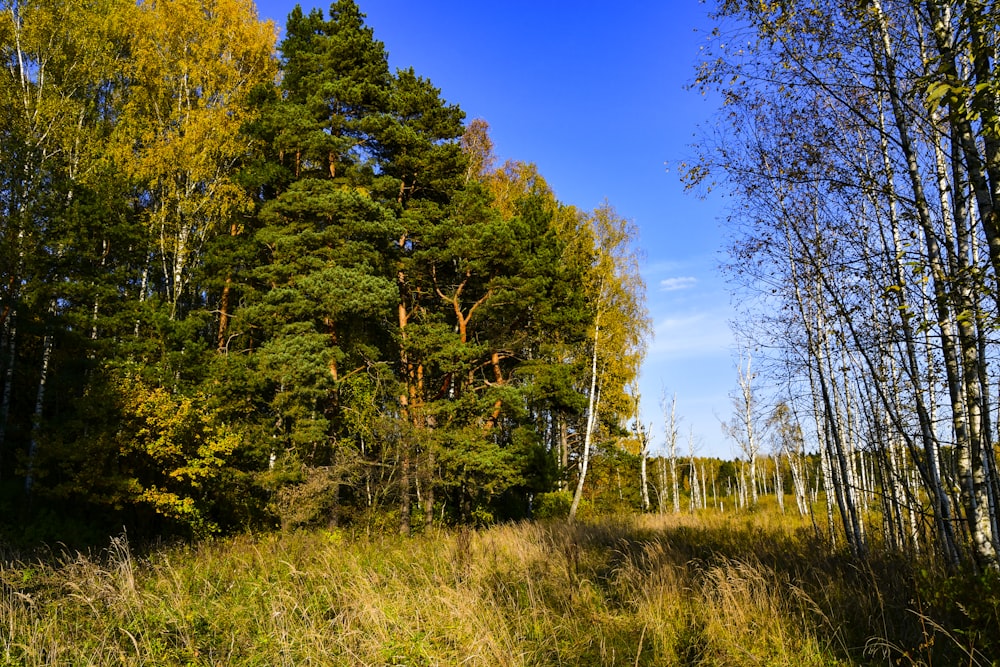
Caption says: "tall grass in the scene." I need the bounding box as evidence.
[0,509,995,665]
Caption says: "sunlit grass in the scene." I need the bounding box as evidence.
[1,508,995,665]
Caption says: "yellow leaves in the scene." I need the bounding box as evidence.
[115,0,277,230]
[1,0,135,184]
[102,0,279,313]
[130,0,276,98]
[924,80,967,111]
[923,78,1000,139]
[584,203,651,424]
[115,374,240,530]
[139,488,197,519]
[119,377,237,481]
[482,159,555,221]
[0,8,12,47]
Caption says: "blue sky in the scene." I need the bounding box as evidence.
[255,0,740,459]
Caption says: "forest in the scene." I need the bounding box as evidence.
[0,0,651,543]
[1,0,1000,571]
[1,0,1000,572]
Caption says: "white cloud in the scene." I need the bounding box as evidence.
[659,276,697,292]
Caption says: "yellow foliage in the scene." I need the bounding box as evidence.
[482,160,555,220]
[139,487,197,519]
[115,375,240,531]
[586,202,651,425]
[110,0,278,315]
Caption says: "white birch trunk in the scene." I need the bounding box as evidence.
[662,392,680,514]
[773,459,779,511]
[569,321,600,521]
[658,456,668,514]
[639,427,650,512]
[24,327,53,493]
[0,313,15,461]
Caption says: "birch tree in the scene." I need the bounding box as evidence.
[569,203,650,520]
[692,0,999,567]
[661,391,681,513]
[119,0,276,321]
[724,348,764,505]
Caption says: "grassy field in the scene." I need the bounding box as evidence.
[1,507,997,666]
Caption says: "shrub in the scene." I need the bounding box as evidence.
[533,491,573,518]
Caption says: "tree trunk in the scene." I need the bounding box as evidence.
[633,383,649,512]
[422,446,435,529]
[569,321,601,521]
[24,327,53,494]
[873,0,996,566]
[662,392,680,514]
[0,313,15,479]
[399,441,411,536]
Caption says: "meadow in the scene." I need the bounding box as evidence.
[1,506,997,666]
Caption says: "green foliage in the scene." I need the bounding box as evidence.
[0,0,650,542]
[534,491,573,519]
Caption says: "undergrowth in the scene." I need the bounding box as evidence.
[0,510,996,665]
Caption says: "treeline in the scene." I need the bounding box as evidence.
[0,0,649,543]
[693,0,1000,571]
[640,452,823,516]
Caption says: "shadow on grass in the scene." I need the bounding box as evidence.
[523,513,999,666]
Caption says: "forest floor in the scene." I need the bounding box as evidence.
[1,507,997,666]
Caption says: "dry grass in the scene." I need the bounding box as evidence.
[0,509,994,666]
